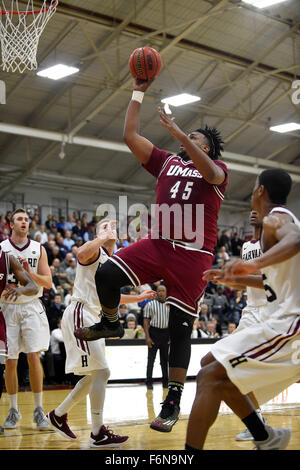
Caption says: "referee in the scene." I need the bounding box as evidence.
[143,285,170,390]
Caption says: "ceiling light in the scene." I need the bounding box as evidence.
[161,93,201,107]
[37,64,79,80]
[242,0,288,9]
[270,122,300,133]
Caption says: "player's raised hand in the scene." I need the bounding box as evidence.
[157,106,185,140]
[97,220,118,243]
[133,77,155,92]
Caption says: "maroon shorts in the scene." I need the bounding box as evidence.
[111,236,214,316]
[0,309,7,358]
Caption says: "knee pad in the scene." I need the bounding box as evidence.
[168,306,194,369]
[95,260,131,309]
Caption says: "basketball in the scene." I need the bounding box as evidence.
[129,46,162,81]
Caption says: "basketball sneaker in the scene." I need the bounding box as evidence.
[150,400,180,432]
[3,408,21,429]
[89,425,129,448]
[235,428,253,441]
[236,418,267,441]
[33,407,50,430]
[74,317,124,341]
[253,425,291,450]
[45,410,77,440]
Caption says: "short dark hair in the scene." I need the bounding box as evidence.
[194,125,224,160]
[258,169,292,204]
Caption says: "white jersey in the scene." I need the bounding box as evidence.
[241,240,267,308]
[71,246,109,316]
[261,207,300,319]
[0,237,43,304]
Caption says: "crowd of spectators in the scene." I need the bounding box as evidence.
[0,208,251,385]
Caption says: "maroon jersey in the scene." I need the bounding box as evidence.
[142,146,228,251]
[0,246,9,296]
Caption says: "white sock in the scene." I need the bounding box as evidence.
[89,368,110,435]
[9,394,18,410]
[55,375,91,417]
[33,392,43,410]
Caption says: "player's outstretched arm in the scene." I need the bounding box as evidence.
[3,255,39,301]
[157,107,225,185]
[123,79,154,164]
[77,237,105,264]
[202,268,264,290]
[120,290,156,304]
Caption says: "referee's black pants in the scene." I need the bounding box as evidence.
[146,326,169,386]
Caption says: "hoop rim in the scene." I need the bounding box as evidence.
[1,0,58,16]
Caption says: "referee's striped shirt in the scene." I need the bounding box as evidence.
[144,299,169,329]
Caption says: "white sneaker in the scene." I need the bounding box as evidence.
[236,418,267,441]
[3,408,22,429]
[33,407,50,430]
[254,425,291,450]
[235,428,254,441]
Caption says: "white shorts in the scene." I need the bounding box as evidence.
[235,305,266,332]
[1,300,50,359]
[211,315,300,406]
[61,301,108,376]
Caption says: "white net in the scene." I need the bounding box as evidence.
[0,1,57,73]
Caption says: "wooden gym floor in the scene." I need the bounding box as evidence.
[0,381,299,451]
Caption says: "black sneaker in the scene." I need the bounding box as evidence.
[74,317,124,341]
[150,400,180,432]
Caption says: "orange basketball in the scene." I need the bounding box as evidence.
[129,46,162,80]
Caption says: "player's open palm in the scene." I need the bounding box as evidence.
[157,107,185,140]
[97,220,117,243]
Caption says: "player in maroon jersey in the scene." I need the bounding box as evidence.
[75,78,228,432]
[0,247,38,433]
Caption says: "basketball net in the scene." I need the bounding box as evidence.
[0,1,58,73]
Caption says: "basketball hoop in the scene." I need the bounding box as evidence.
[0,1,58,73]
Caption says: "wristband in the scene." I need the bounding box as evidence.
[132,90,144,104]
